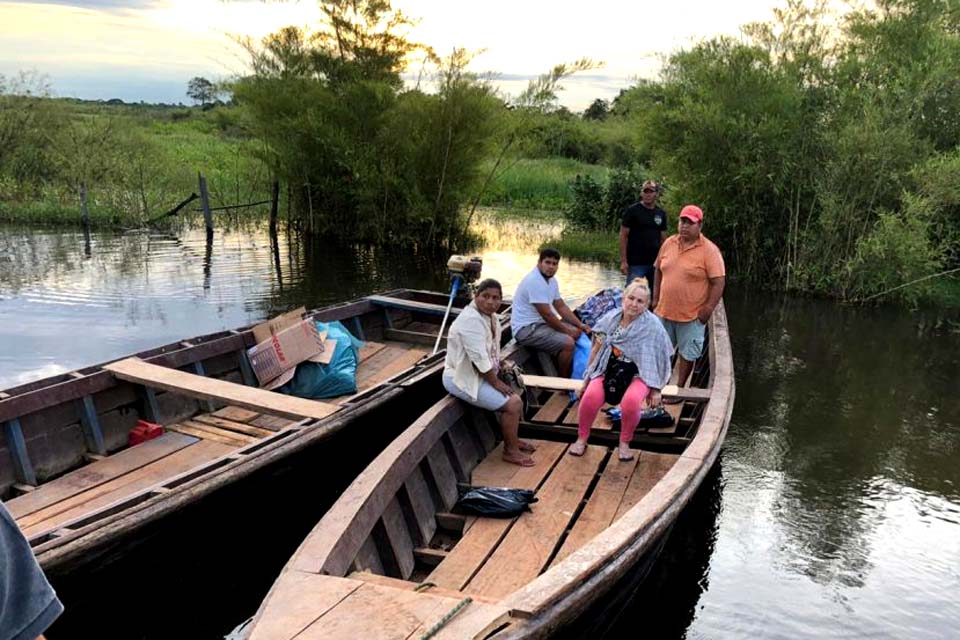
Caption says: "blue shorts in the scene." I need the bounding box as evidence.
[443,372,510,411]
[659,317,706,361]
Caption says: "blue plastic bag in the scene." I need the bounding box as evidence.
[570,332,592,400]
[277,320,364,400]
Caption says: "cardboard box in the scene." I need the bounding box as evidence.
[247,315,324,387]
[252,306,306,344]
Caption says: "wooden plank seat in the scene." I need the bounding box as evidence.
[104,357,340,421]
[521,374,711,402]
[366,295,463,317]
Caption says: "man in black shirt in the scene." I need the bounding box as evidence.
[619,179,668,291]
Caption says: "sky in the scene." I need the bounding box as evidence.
[0,0,805,109]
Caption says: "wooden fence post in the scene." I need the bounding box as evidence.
[198,172,213,236]
[80,181,90,228]
[270,179,280,237]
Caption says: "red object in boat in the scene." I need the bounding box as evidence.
[129,420,164,446]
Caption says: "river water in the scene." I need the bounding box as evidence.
[1,216,958,639]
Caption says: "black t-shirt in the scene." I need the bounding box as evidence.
[621,202,667,265]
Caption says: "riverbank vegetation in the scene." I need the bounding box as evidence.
[1,0,958,306]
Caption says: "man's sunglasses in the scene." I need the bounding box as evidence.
[642,188,657,194]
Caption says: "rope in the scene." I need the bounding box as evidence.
[855,267,960,303]
[417,596,473,640]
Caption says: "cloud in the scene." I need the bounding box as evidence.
[6,0,164,9]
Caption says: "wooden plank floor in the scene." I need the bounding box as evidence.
[427,441,679,600]
[14,339,428,544]
[427,440,567,591]
[14,406,288,539]
[6,432,197,520]
[21,440,234,539]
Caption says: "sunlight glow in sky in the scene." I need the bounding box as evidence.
[0,0,815,108]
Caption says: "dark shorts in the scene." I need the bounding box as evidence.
[627,264,655,291]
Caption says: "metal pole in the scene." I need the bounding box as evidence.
[432,275,461,355]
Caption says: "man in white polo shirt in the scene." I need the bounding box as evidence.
[511,248,590,377]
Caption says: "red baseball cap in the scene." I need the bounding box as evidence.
[679,205,703,223]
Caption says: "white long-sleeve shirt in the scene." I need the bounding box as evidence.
[443,301,502,402]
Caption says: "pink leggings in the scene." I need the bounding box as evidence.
[578,376,649,444]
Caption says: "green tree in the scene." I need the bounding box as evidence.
[186,77,217,106]
[582,98,609,121]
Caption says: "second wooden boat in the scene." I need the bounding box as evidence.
[244,301,734,639]
[1,288,508,570]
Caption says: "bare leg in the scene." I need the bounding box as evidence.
[499,395,533,466]
[676,356,694,387]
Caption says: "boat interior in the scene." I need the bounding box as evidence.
[249,339,716,639]
[2,289,505,551]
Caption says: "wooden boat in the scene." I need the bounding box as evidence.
[1,288,509,570]
[244,301,734,639]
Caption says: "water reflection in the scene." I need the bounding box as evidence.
[2,216,959,639]
[690,289,960,639]
[0,214,620,389]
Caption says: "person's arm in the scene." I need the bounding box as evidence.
[553,298,590,335]
[660,230,667,244]
[534,302,583,339]
[697,276,726,324]
[480,367,513,397]
[619,226,630,275]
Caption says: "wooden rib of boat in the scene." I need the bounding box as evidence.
[244,301,734,639]
[1,288,509,570]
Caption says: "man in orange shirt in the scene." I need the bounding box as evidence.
[652,204,726,387]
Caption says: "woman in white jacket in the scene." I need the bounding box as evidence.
[442,279,535,466]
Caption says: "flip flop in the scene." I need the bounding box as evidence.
[519,441,538,453]
[502,454,536,467]
[618,446,635,462]
[568,441,587,457]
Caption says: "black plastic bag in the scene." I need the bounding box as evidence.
[604,406,674,430]
[456,486,538,518]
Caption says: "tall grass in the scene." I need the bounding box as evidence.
[540,230,619,263]
[480,158,608,210]
[0,102,270,228]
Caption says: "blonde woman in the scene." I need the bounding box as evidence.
[572,279,673,461]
